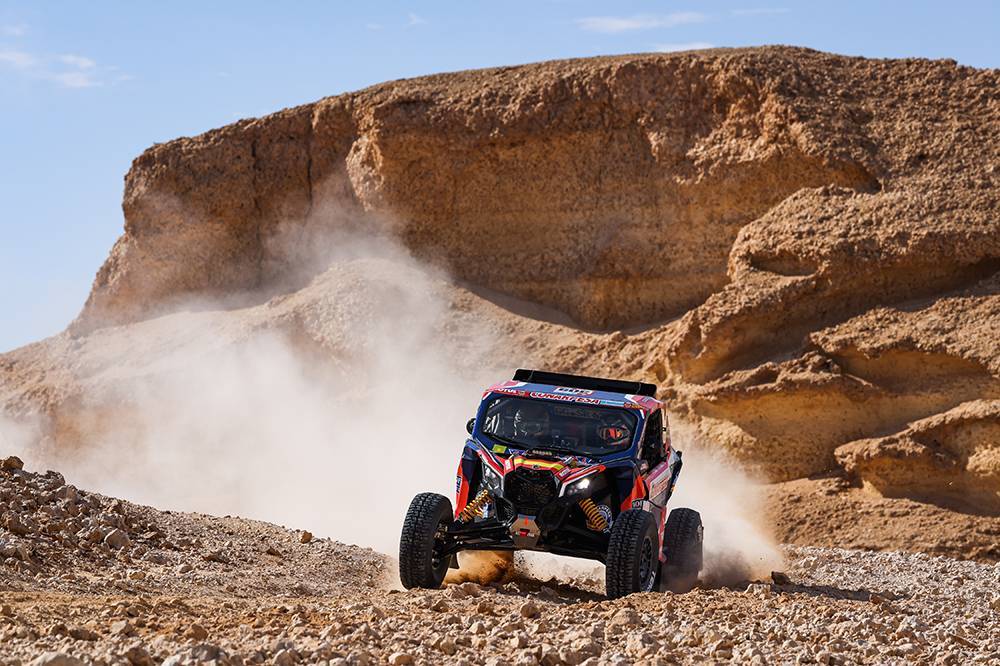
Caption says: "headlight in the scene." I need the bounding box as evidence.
[481,463,503,493]
[564,476,594,497]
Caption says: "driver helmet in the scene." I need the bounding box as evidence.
[598,414,631,446]
[513,403,550,438]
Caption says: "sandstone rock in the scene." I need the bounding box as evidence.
[458,582,485,597]
[519,600,540,618]
[203,549,229,564]
[123,645,154,666]
[272,648,298,666]
[80,527,103,544]
[609,608,640,627]
[186,622,209,640]
[558,647,585,665]
[47,622,67,636]
[2,456,24,470]
[771,571,792,585]
[29,653,83,666]
[70,625,98,641]
[142,550,167,564]
[110,619,135,637]
[4,514,30,536]
[746,583,774,599]
[52,484,79,502]
[104,529,130,550]
[299,530,313,543]
[388,653,414,665]
[345,650,370,666]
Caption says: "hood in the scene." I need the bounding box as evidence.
[478,446,604,485]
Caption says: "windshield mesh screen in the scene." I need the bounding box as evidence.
[480,395,639,456]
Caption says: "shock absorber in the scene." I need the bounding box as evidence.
[458,489,491,522]
[579,497,608,532]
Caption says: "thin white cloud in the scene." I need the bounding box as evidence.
[654,42,715,53]
[407,13,427,26]
[58,54,96,69]
[0,49,35,69]
[46,70,99,88]
[0,48,115,88]
[1,23,28,37]
[576,12,706,33]
[732,8,789,16]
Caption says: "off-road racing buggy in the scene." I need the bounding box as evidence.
[399,369,703,598]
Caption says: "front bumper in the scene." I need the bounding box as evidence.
[441,494,611,563]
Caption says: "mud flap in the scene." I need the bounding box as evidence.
[448,554,459,569]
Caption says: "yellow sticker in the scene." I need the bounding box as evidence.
[492,444,507,453]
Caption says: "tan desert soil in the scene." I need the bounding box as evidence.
[3,459,1000,665]
[764,478,1000,562]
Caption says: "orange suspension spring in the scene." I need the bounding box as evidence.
[459,489,491,522]
[579,497,608,532]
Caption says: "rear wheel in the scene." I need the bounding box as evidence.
[399,493,453,589]
[605,509,659,599]
[660,507,703,593]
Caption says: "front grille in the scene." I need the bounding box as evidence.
[505,469,558,514]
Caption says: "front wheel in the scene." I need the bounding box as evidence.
[605,509,659,599]
[399,493,453,589]
[659,507,703,593]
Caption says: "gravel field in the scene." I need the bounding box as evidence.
[3,456,999,665]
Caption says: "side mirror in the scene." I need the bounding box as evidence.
[466,418,476,434]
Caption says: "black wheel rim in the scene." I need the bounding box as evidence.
[639,537,655,591]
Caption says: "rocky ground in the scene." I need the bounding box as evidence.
[3,457,999,665]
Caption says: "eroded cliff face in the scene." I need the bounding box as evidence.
[76,48,885,334]
[3,47,999,552]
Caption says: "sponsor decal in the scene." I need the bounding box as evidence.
[528,391,601,405]
[553,386,594,395]
[511,456,565,471]
[649,477,671,499]
[491,444,507,454]
[597,504,613,532]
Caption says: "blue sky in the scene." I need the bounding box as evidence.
[1,1,998,352]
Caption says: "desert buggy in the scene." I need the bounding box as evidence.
[399,369,703,598]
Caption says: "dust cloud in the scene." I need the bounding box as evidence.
[445,551,515,585]
[1,219,781,590]
[668,419,786,585]
[0,413,40,459]
[6,232,500,559]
